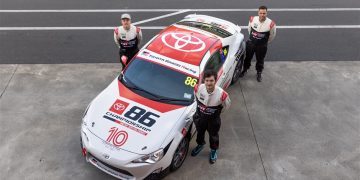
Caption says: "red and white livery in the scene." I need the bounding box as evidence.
[81,14,245,180]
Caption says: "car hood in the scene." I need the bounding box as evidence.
[84,77,191,155]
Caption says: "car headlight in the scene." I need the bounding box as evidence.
[132,149,164,164]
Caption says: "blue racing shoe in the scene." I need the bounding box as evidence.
[191,144,204,156]
[209,149,218,164]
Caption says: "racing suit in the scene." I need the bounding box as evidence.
[114,25,142,67]
[193,84,231,150]
[243,16,276,73]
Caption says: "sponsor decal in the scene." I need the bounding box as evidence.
[251,30,266,39]
[120,39,137,48]
[109,99,129,115]
[138,50,199,77]
[183,93,192,100]
[197,103,218,115]
[220,46,229,62]
[161,32,206,52]
[104,100,160,136]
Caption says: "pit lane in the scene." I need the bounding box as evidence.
[0,0,359,180]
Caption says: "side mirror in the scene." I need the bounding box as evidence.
[118,73,124,81]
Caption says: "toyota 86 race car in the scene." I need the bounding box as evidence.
[80,14,245,180]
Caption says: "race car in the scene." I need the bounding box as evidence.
[80,14,245,180]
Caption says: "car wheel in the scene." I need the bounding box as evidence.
[170,136,189,171]
[231,54,245,85]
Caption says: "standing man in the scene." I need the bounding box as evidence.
[114,13,142,68]
[240,6,276,82]
[191,70,231,164]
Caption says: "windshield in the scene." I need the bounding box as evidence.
[120,58,198,106]
[176,21,232,38]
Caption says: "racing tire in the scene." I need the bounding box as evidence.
[170,136,190,172]
[230,54,245,85]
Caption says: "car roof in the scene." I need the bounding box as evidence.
[145,25,220,66]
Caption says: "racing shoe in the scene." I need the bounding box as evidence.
[239,69,247,78]
[209,149,218,164]
[191,144,204,156]
[256,72,262,82]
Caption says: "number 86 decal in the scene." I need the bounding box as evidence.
[106,127,128,147]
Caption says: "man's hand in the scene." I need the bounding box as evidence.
[121,55,128,65]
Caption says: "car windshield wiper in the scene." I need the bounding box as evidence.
[128,86,163,99]
[157,98,191,103]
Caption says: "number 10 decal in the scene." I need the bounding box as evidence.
[106,127,128,147]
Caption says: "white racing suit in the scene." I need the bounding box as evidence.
[244,16,276,73]
[194,84,231,150]
[114,25,142,66]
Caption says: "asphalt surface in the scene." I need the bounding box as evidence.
[0,0,359,63]
[0,62,359,180]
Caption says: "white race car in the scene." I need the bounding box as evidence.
[81,14,245,180]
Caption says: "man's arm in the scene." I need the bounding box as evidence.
[194,84,199,99]
[248,16,254,35]
[221,91,231,112]
[136,27,143,49]
[114,27,120,48]
[268,21,276,43]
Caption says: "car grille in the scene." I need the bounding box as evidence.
[88,153,133,177]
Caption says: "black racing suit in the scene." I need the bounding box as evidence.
[193,84,231,150]
[194,99,223,150]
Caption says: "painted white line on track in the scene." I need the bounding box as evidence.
[0,25,359,31]
[132,10,190,25]
[0,27,165,30]
[278,25,360,28]
[0,8,360,13]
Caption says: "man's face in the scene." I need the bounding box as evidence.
[121,18,131,29]
[204,76,216,92]
[258,9,267,22]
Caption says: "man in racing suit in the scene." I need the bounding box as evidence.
[114,13,142,68]
[240,5,276,82]
[191,70,231,164]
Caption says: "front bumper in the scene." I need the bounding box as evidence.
[80,126,171,180]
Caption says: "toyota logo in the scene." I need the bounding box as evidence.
[161,33,206,52]
[113,103,125,111]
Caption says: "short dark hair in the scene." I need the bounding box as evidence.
[259,6,268,11]
[203,70,217,81]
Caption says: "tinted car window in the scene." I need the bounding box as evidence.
[120,58,197,105]
[205,50,223,73]
[177,21,232,38]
